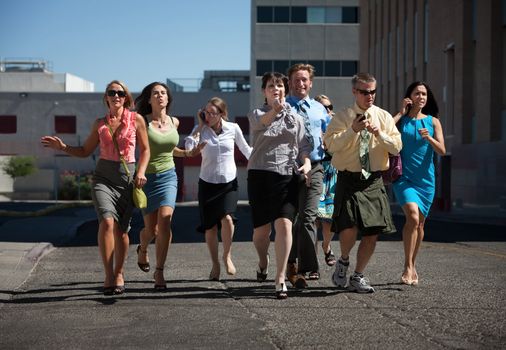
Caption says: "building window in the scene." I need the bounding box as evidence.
[177,116,196,135]
[291,7,307,23]
[235,116,249,135]
[342,7,359,23]
[274,6,289,23]
[0,115,17,133]
[256,60,357,77]
[325,61,341,77]
[256,60,273,76]
[55,115,76,134]
[326,7,342,23]
[257,6,272,23]
[308,60,324,77]
[256,6,358,24]
[307,7,325,23]
[274,60,290,75]
[341,61,358,76]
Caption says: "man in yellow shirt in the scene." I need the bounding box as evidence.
[323,72,402,293]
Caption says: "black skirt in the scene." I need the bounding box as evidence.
[247,169,299,228]
[197,178,238,233]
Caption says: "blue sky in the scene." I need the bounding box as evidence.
[0,0,251,92]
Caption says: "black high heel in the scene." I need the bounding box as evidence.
[154,267,167,291]
[275,283,288,300]
[136,245,150,273]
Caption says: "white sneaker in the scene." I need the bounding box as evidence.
[349,274,375,293]
[331,259,349,288]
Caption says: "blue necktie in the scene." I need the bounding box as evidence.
[296,102,314,149]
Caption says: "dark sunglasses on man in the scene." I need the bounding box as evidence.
[324,104,333,111]
[107,90,127,98]
[355,89,377,96]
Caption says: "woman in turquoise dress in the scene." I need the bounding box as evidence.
[393,82,446,286]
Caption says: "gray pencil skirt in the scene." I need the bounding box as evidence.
[91,159,135,233]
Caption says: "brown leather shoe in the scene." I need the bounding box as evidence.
[286,262,298,287]
[294,274,308,289]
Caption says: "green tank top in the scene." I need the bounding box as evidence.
[146,126,179,174]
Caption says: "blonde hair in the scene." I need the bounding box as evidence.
[103,80,133,109]
[208,97,228,121]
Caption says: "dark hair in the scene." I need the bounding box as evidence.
[103,80,133,109]
[261,72,288,91]
[135,82,173,125]
[261,72,289,105]
[404,81,439,118]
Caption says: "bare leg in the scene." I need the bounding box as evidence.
[113,224,129,287]
[412,211,426,284]
[205,225,220,280]
[355,234,378,273]
[154,206,174,285]
[322,221,335,254]
[97,218,115,288]
[338,226,358,261]
[273,218,293,285]
[253,224,271,270]
[401,203,420,283]
[221,215,236,275]
[139,211,157,268]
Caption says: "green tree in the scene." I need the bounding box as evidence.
[2,156,37,179]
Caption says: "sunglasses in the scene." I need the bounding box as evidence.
[356,89,377,96]
[324,104,333,111]
[107,90,127,98]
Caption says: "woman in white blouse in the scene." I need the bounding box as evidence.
[185,97,252,281]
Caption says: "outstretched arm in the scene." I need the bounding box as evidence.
[41,119,100,157]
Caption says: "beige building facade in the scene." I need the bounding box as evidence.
[359,0,506,209]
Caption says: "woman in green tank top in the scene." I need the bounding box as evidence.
[134,82,205,290]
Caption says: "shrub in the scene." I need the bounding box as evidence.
[58,171,92,200]
[2,156,37,179]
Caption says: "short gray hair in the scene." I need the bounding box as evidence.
[351,73,376,87]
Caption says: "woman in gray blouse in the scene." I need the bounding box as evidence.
[247,72,311,299]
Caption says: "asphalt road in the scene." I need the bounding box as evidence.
[0,203,505,349]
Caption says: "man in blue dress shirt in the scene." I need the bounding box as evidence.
[285,63,330,288]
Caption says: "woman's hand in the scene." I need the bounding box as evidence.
[272,98,284,114]
[186,141,207,157]
[134,172,147,188]
[41,136,66,151]
[399,98,413,115]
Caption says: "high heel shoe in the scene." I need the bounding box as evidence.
[256,254,269,282]
[275,283,288,300]
[223,256,236,275]
[113,273,125,295]
[154,267,167,291]
[136,245,150,273]
[209,265,220,281]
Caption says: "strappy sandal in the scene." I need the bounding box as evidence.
[154,267,167,291]
[308,271,320,280]
[275,283,288,300]
[113,273,125,295]
[136,245,150,273]
[324,246,337,266]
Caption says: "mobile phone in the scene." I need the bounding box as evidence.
[199,110,205,121]
[357,114,366,122]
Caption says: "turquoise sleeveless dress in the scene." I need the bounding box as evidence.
[392,115,435,217]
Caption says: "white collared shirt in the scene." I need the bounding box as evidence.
[185,120,252,184]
